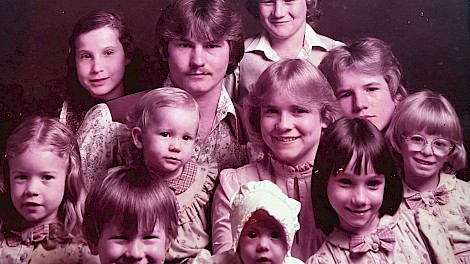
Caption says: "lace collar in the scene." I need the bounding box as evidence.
[268,153,314,174]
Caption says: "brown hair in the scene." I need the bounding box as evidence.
[155,0,244,75]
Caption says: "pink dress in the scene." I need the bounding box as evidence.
[401,172,470,263]
[306,209,457,264]
[212,155,326,261]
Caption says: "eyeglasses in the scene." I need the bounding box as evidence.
[401,134,454,156]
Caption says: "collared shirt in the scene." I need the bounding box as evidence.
[401,173,470,259]
[77,83,250,188]
[306,211,457,264]
[163,77,249,170]
[227,24,343,102]
[0,223,99,264]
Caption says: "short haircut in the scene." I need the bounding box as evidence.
[319,37,408,103]
[83,165,179,247]
[126,87,199,131]
[312,118,402,235]
[245,59,343,155]
[2,116,85,237]
[155,0,244,75]
[386,90,467,174]
[245,0,322,28]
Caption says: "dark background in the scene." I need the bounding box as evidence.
[1,0,469,141]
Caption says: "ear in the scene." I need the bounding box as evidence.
[131,127,144,149]
[125,55,132,66]
[320,118,328,130]
[88,242,99,255]
[158,46,168,61]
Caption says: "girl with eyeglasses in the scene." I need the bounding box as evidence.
[386,90,469,262]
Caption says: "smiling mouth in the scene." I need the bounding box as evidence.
[347,208,369,215]
[275,136,299,142]
[414,158,435,165]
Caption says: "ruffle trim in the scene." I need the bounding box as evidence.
[269,152,313,173]
[178,162,219,224]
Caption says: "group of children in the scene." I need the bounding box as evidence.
[0,0,469,263]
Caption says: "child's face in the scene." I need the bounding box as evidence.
[260,91,326,166]
[167,36,230,98]
[75,26,130,101]
[327,157,385,235]
[258,0,307,43]
[8,147,67,227]
[95,222,168,264]
[400,131,451,189]
[336,70,396,131]
[238,210,287,264]
[135,106,199,179]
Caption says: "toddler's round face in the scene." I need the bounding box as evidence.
[238,210,288,264]
[137,106,199,180]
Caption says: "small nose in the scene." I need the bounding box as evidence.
[124,240,145,261]
[420,142,434,156]
[256,236,270,252]
[91,57,104,74]
[24,178,40,197]
[276,112,293,131]
[190,45,205,68]
[353,92,369,113]
[169,139,181,152]
[351,186,367,205]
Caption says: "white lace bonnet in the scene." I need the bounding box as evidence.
[229,180,301,254]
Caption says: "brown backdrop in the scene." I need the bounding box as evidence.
[1,0,469,140]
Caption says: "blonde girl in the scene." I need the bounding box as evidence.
[387,90,469,262]
[1,116,98,263]
[212,59,343,261]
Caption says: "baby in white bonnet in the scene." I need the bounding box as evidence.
[192,180,303,264]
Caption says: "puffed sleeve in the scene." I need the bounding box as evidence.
[211,168,242,254]
[76,103,127,189]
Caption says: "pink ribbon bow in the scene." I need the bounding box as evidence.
[350,226,396,254]
[6,222,70,250]
[406,185,450,209]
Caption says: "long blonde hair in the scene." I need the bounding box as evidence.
[2,116,86,237]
